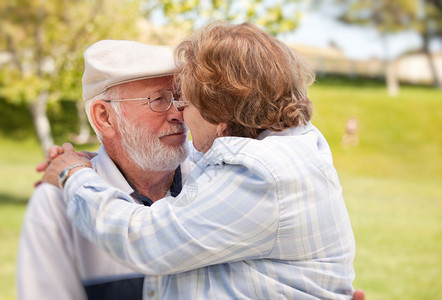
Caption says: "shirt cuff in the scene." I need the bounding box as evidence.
[63,168,100,204]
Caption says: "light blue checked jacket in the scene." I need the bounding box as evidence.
[64,122,355,299]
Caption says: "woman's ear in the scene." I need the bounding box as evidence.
[91,101,117,138]
[216,123,228,137]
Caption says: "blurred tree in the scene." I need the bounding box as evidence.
[143,0,303,36]
[0,0,141,153]
[0,0,307,153]
[336,0,442,92]
[417,0,442,88]
[336,0,417,96]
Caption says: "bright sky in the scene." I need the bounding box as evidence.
[149,2,441,61]
[281,12,441,61]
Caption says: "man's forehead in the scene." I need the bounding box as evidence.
[119,75,174,91]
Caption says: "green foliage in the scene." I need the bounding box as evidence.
[0,0,142,104]
[336,0,442,43]
[336,0,417,33]
[343,0,418,32]
[420,0,442,39]
[144,0,302,35]
[0,96,97,157]
[0,96,35,140]
[0,0,144,151]
[0,0,307,152]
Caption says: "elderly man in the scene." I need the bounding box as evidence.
[17,40,193,300]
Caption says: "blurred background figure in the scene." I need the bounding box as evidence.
[342,117,359,148]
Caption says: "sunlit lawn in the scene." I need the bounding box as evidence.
[0,137,43,300]
[0,76,441,299]
[0,135,98,300]
[310,77,442,299]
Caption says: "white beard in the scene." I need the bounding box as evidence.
[116,116,188,172]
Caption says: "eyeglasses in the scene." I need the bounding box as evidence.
[105,90,190,112]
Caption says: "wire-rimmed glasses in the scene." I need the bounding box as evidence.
[105,90,189,112]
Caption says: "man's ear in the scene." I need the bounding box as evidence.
[91,101,117,138]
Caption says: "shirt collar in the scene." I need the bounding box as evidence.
[91,145,134,196]
[200,122,314,167]
[92,145,183,206]
[257,122,313,140]
[129,165,182,207]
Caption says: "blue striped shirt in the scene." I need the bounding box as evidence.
[64,123,355,299]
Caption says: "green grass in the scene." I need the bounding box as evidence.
[0,76,441,299]
[311,77,442,182]
[309,76,442,299]
[343,175,442,299]
[0,103,98,299]
[0,136,40,300]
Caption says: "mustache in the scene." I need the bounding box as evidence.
[158,124,188,137]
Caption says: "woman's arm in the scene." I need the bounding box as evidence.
[59,158,279,275]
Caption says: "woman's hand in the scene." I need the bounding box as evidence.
[36,145,64,173]
[40,143,92,187]
[35,144,97,187]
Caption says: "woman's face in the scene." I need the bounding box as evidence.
[183,103,218,153]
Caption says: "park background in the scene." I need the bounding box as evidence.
[1,1,441,299]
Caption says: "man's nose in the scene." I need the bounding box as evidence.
[167,105,184,123]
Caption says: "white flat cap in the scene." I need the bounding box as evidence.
[82,40,175,101]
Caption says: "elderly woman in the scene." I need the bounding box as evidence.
[42,22,356,299]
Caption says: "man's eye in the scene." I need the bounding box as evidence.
[152,97,168,103]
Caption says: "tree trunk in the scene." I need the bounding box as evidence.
[30,90,54,154]
[425,52,441,88]
[423,36,441,88]
[381,35,400,97]
[385,60,399,97]
[73,100,92,144]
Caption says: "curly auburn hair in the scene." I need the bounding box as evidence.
[174,22,315,139]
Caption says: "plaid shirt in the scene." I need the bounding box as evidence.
[64,123,355,299]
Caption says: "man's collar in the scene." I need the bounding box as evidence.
[129,166,182,206]
[91,145,134,196]
[93,145,183,206]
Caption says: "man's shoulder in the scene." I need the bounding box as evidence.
[24,183,67,226]
[31,182,63,200]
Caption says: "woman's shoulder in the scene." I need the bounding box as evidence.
[215,123,324,157]
[205,123,334,176]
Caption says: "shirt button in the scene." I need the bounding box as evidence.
[147,290,155,297]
